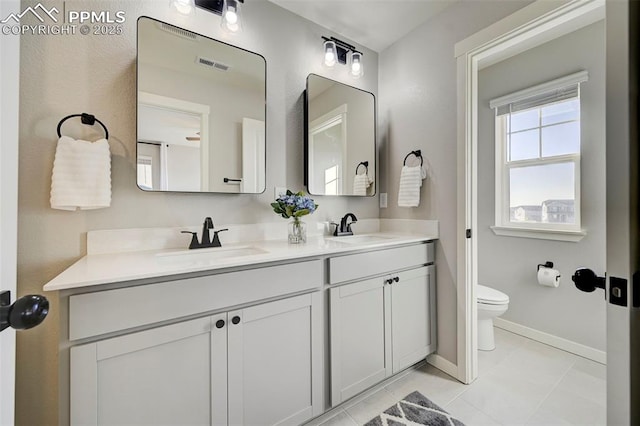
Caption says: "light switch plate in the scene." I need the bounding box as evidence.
[380,193,388,208]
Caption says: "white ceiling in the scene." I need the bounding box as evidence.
[268,0,459,52]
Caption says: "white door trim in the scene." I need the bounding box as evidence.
[0,1,21,423]
[454,0,605,384]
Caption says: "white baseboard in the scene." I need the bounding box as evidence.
[494,318,606,365]
[426,353,459,378]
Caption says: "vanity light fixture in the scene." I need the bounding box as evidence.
[194,0,244,33]
[321,36,364,78]
[170,0,196,15]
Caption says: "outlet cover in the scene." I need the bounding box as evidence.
[380,193,388,208]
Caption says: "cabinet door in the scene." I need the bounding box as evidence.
[227,292,322,426]
[390,265,436,373]
[70,315,227,426]
[329,277,391,406]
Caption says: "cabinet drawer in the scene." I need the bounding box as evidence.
[69,260,323,341]
[329,242,434,284]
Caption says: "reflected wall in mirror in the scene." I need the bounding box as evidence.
[305,74,376,196]
[137,16,266,193]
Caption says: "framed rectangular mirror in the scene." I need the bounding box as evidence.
[137,16,266,193]
[305,74,376,196]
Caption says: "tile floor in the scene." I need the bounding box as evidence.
[312,328,606,425]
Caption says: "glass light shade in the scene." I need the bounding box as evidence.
[350,51,364,78]
[170,0,195,15]
[221,0,243,33]
[323,40,337,67]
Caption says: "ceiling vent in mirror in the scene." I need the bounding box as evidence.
[196,56,230,71]
[160,22,197,40]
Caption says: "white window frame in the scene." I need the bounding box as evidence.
[490,71,588,242]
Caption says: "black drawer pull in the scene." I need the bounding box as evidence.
[232,316,241,325]
[215,319,225,329]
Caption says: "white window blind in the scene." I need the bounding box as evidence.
[490,70,588,116]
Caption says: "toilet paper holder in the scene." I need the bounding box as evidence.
[537,261,554,271]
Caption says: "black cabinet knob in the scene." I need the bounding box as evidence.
[0,292,49,332]
[394,276,400,283]
[215,319,225,329]
[232,316,241,325]
[385,278,393,285]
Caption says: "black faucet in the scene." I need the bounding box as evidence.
[181,217,228,249]
[333,213,358,236]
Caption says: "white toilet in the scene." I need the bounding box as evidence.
[477,285,510,351]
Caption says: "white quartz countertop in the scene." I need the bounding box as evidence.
[43,232,437,292]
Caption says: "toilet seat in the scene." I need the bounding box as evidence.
[477,285,509,305]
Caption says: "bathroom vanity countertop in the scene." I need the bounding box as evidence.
[43,233,437,291]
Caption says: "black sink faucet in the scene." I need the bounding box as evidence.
[202,217,214,246]
[333,213,358,236]
[181,217,228,249]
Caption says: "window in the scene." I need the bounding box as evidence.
[137,155,153,190]
[324,165,339,195]
[490,71,588,239]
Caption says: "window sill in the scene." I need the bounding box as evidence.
[490,226,586,242]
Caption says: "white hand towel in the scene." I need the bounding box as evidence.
[50,136,111,211]
[397,165,426,207]
[353,173,373,196]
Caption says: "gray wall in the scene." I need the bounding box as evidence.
[16,1,378,424]
[379,0,532,364]
[477,22,606,351]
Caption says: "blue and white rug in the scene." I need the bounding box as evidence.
[364,391,466,426]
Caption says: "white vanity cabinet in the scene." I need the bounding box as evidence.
[328,243,436,405]
[68,261,324,426]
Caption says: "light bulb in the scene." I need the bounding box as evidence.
[221,0,242,33]
[324,40,337,67]
[170,0,195,15]
[225,9,238,24]
[350,51,363,78]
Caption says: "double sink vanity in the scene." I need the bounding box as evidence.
[42,12,438,426]
[45,222,438,425]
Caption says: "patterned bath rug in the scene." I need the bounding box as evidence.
[364,391,466,426]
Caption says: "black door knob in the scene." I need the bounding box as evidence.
[231,316,241,325]
[572,268,606,293]
[0,292,49,332]
[215,319,225,329]
[393,276,400,283]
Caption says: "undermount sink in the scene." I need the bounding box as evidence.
[156,246,268,263]
[329,235,392,244]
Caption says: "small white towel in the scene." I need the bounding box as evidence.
[50,136,111,211]
[397,165,426,207]
[353,173,373,196]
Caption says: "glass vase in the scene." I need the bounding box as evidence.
[288,217,306,244]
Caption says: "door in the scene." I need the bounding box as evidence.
[390,266,437,373]
[240,118,265,193]
[70,315,226,425]
[329,277,391,405]
[0,1,20,424]
[603,2,639,423]
[227,292,322,425]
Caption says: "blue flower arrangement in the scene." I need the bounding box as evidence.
[271,190,318,218]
